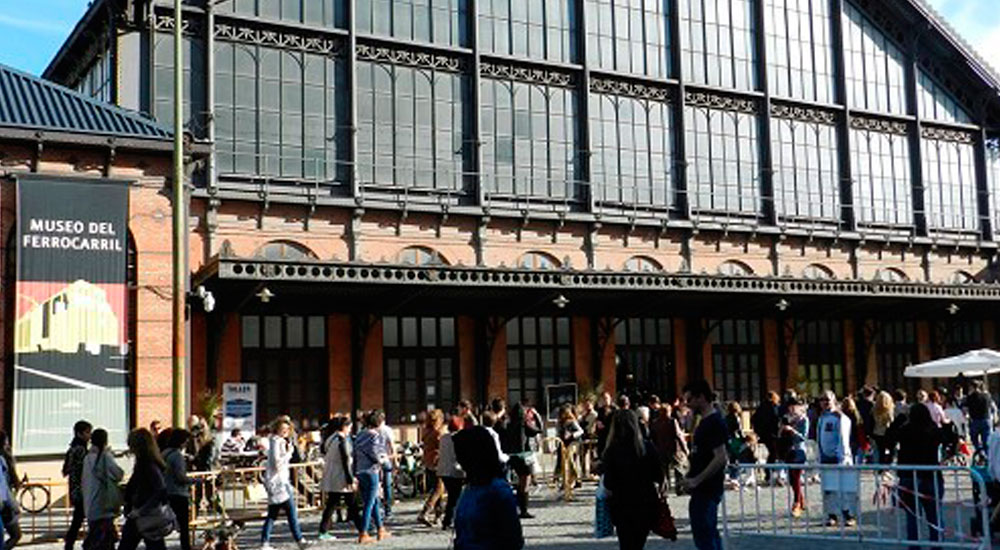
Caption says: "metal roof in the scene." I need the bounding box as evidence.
[0,63,172,143]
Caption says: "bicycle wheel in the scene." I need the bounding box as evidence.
[18,484,50,514]
[395,471,417,500]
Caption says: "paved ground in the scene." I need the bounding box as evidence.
[26,476,995,550]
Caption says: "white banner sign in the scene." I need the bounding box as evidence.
[222,383,257,434]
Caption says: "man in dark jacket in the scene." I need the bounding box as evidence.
[750,392,780,477]
[967,380,995,452]
[62,420,92,550]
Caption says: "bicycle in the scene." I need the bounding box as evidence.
[16,477,51,514]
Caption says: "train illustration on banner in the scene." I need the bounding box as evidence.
[15,280,122,356]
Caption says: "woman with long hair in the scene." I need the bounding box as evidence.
[600,409,664,550]
[556,405,584,491]
[260,418,309,550]
[119,428,169,550]
[161,430,192,550]
[81,429,124,550]
[353,411,390,543]
[318,416,358,540]
[841,396,865,463]
[437,416,465,531]
[872,391,895,464]
[889,403,957,549]
[417,409,446,527]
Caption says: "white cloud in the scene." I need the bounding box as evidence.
[0,13,72,35]
[924,0,1000,74]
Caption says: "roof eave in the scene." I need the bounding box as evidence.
[0,126,180,154]
[42,0,113,82]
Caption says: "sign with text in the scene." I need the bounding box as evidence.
[545,383,579,421]
[13,176,130,455]
[223,383,257,434]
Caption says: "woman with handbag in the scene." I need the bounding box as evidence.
[161,430,193,550]
[119,428,175,550]
[82,429,124,550]
[600,409,666,550]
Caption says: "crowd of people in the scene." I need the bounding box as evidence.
[24,376,999,550]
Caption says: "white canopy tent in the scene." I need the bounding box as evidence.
[904,348,1000,378]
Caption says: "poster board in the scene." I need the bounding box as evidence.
[222,383,257,435]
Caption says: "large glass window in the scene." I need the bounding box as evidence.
[590,92,673,208]
[850,126,912,227]
[937,320,983,357]
[764,0,835,104]
[480,0,577,63]
[154,33,206,138]
[615,318,674,401]
[357,0,469,46]
[383,317,458,423]
[506,317,572,408]
[842,3,907,115]
[988,140,1000,231]
[679,0,756,91]
[215,43,350,181]
[242,315,327,422]
[771,115,839,223]
[481,78,581,199]
[922,136,978,233]
[356,60,471,192]
[686,105,760,217]
[215,0,348,28]
[708,319,763,406]
[875,321,917,392]
[795,320,844,397]
[918,71,972,125]
[76,51,114,103]
[586,0,670,78]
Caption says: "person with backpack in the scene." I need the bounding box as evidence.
[81,429,124,550]
[161,430,193,550]
[62,420,92,550]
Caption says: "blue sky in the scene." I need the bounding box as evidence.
[0,0,998,77]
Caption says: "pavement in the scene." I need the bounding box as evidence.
[31,476,994,550]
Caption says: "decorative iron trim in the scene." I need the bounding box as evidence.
[215,259,1000,301]
[684,91,757,113]
[356,44,464,72]
[849,115,909,135]
[590,78,671,102]
[214,21,345,56]
[770,103,837,125]
[480,61,576,87]
[921,125,975,144]
[152,14,201,36]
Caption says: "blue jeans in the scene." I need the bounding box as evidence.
[359,471,383,534]
[689,492,723,550]
[970,418,992,452]
[261,497,304,543]
[382,465,394,515]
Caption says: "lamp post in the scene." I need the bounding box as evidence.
[172,0,187,429]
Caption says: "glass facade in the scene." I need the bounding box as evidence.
[686,106,760,216]
[481,0,577,63]
[615,318,674,400]
[771,116,839,222]
[795,320,845,397]
[851,127,912,227]
[480,78,581,198]
[383,317,458,422]
[357,61,471,192]
[587,0,670,78]
[708,319,763,406]
[842,3,907,115]
[506,317,573,408]
[679,0,756,90]
[764,0,835,104]
[590,93,673,208]
[131,0,991,238]
[77,51,114,102]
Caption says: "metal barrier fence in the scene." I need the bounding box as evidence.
[723,463,994,550]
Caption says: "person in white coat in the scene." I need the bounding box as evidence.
[81,429,123,550]
[317,416,358,540]
[815,391,858,527]
[261,419,309,550]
